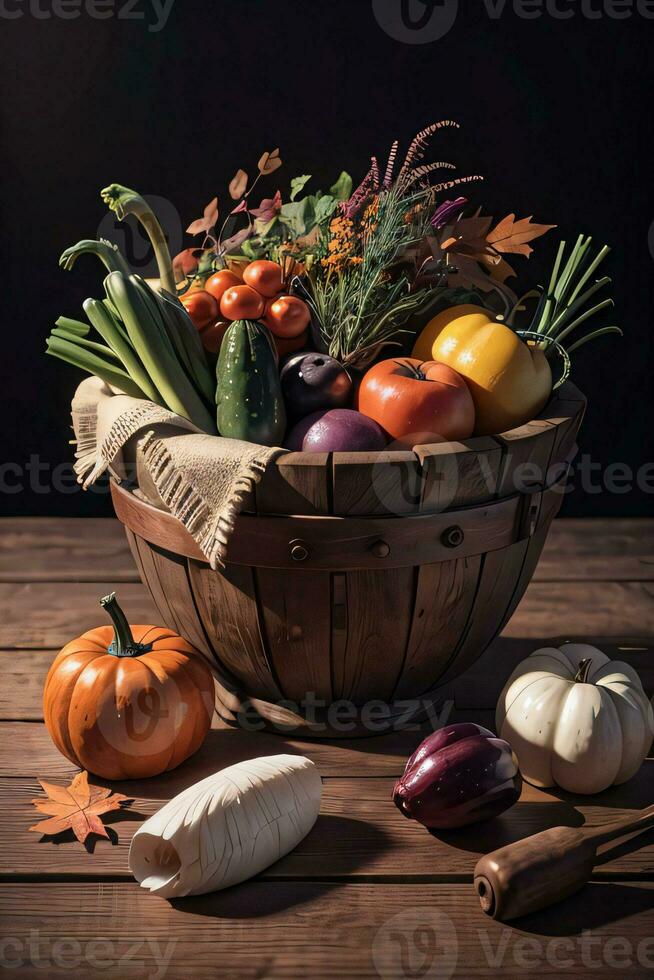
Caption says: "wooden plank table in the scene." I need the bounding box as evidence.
[0,517,653,979]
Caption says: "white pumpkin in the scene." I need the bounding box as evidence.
[496,643,654,795]
[129,755,322,898]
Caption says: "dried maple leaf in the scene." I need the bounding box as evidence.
[250,190,282,222]
[258,148,282,176]
[487,214,556,257]
[29,771,132,845]
[228,169,248,200]
[186,197,219,236]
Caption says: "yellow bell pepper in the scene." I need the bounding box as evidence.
[413,307,552,436]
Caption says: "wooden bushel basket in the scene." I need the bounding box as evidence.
[111,383,586,737]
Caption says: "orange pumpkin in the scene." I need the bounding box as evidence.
[43,594,215,780]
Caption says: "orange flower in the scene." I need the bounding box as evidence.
[322,215,358,272]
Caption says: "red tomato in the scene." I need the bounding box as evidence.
[181,290,219,331]
[205,270,242,304]
[243,260,284,298]
[264,295,311,338]
[274,329,309,359]
[200,320,231,354]
[220,284,266,321]
[358,358,475,448]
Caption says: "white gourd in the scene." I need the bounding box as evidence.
[129,755,322,898]
[496,643,654,795]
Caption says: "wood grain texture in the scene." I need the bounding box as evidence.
[494,419,557,498]
[255,453,330,515]
[187,561,281,702]
[2,580,651,655]
[415,438,503,512]
[332,567,415,702]
[255,568,333,702]
[434,543,529,687]
[0,720,426,780]
[0,518,137,583]
[5,639,650,723]
[435,412,566,688]
[1,881,654,979]
[0,582,158,649]
[128,534,215,667]
[4,517,650,583]
[395,557,481,699]
[4,764,653,880]
[0,649,54,720]
[332,450,421,516]
[536,519,654,581]
[114,480,530,570]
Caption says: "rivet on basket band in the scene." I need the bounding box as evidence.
[370,540,391,559]
[442,525,464,549]
[290,540,310,562]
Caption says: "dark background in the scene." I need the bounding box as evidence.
[1,0,652,517]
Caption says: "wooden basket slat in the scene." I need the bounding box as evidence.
[394,435,505,699]
[434,409,564,688]
[332,451,421,516]
[255,568,333,703]
[415,437,503,512]
[393,556,482,700]
[255,452,331,515]
[188,560,283,703]
[333,567,415,703]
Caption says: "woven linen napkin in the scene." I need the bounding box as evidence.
[71,376,284,569]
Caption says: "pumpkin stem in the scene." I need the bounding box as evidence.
[100,593,152,658]
[574,658,593,684]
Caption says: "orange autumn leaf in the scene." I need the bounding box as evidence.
[487,214,556,257]
[29,771,132,845]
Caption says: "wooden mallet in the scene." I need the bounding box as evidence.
[474,804,654,922]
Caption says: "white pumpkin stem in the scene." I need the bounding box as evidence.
[573,658,593,684]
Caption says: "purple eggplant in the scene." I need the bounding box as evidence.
[393,723,522,830]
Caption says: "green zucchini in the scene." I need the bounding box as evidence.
[216,320,286,447]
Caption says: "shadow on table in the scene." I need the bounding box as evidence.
[510,881,654,936]
[168,814,389,918]
[109,727,420,801]
[544,761,654,811]
[429,800,585,855]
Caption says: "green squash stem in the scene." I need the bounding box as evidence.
[100,593,152,658]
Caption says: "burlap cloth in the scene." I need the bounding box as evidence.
[71,377,284,569]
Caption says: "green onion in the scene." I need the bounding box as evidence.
[529,236,622,356]
[83,297,162,405]
[46,335,147,399]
